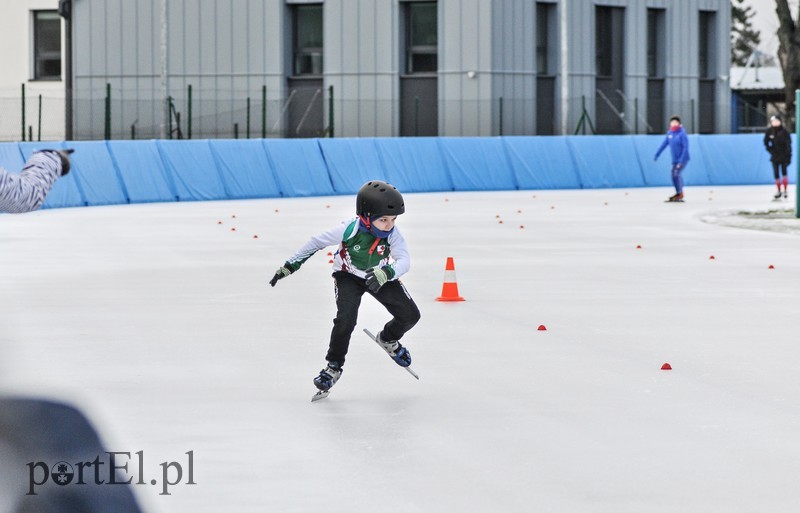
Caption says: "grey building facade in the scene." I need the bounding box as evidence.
[70,0,731,139]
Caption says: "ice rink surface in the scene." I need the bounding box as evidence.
[1,185,799,513]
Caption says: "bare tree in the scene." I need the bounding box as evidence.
[776,0,800,122]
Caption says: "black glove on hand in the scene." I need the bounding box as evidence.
[269,265,293,287]
[365,267,390,293]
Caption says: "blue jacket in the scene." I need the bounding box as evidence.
[654,127,690,165]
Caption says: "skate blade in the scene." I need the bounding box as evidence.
[363,328,420,380]
[311,390,330,402]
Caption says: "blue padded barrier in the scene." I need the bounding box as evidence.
[567,136,646,189]
[0,143,24,170]
[502,136,582,189]
[4,134,794,213]
[262,139,335,197]
[107,141,177,203]
[18,142,86,209]
[209,140,282,199]
[632,135,674,187]
[157,140,227,201]
[318,138,385,193]
[373,137,453,192]
[685,135,713,186]
[68,141,128,206]
[697,134,774,185]
[437,137,516,190]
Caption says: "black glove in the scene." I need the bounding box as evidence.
[269,265,293,287]
[365,267,390,293]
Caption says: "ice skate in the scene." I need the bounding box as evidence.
[376,331,412,367]
[784,190,788,199]
[363,329,419,379]
[666,192,684,203]
[313,361,342,391]
[773,191,783,201]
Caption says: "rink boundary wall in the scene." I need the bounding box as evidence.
[0,134,793,209]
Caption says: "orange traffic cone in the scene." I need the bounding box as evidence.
[436,257,465,302]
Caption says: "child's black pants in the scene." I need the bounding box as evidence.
[326,271,420,367]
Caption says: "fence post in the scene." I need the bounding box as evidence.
[21,83,25,141]
[246,97,251,139]
[328,85,334,138]
[262,85,267,138]
[690,98,695,134]
[105,83,111,140]
[634,97,638,134]
[187,84,192,139]
[131,123,136,140]
[234,123,239,139]
[38,94,42,141]
[167,96,174,139]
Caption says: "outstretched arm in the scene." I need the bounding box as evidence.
[0,152,65,214]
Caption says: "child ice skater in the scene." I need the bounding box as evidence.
[654,115,690,202]
[269,180,421,394]
[763,114,791,200]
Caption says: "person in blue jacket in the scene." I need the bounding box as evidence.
[654,115,690,202]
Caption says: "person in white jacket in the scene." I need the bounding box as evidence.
[0,149,73,214]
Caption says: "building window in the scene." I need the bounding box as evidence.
[405,2,437,74]
[33,10,61,81]
[536,3,554,75]
[293,4,323,76]
[595,7,613,77]
[698,11,716,78]
[647,9,665,78]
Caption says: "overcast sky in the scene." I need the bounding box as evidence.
[743,0,798,57]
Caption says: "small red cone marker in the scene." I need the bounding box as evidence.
[519,225,525,229]
[327,252,333,256]
[217,221,222,225]
[495,214,500,218]
[231,227,236,232]
[517,209,522,213]
[709,255,715,260]
[328,259,334,264]
[636,244,642,249]
[537,325,547,331]
[661,363,672,370]
[769,265,775,269]
[253,235,259,239]
[274,209,279,213]
[498,220,504,224]
[232,215,236,219]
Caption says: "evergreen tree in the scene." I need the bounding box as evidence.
[731,0,761,66]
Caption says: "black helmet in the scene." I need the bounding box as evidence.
[356,180,405,218]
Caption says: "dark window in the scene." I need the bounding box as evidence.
[536,3,553,75]
[595,7,613,77]
[293,4,323,76]
[405,2,437,74]
[647,9,665,78]
[33,10,61,80]
[698,11,716,78]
